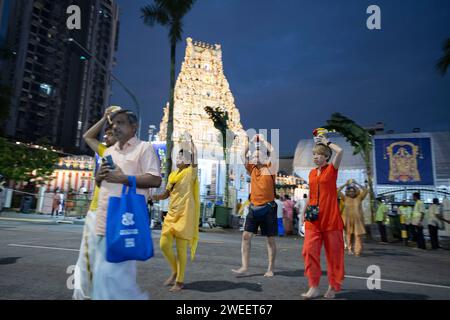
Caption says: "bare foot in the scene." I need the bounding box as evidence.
[163,273,177,286]
[231,267,248,275]
[169,282,184,292]
[323,286,336,299]
[301,287,320,299]
[264,270,274,277]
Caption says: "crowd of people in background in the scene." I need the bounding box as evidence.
[236,181,450,253]
[375,193,450,250]
[49,185,92,218]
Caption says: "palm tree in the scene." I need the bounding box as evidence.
[436,38,450,76]
[141,0,196,183]
[324,113,376,225]
[204,106,235,207]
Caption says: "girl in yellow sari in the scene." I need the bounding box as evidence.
[152,140,200,292]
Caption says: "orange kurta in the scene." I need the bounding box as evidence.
[306,164,343,232]
[303,163,345,292]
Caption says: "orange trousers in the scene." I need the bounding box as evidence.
[302,229,345,291]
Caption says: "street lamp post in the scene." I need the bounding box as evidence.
[66,37,142,139]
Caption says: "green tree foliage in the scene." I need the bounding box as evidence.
[205,106,235,207]
[0,138,60,187]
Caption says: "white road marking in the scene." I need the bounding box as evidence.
[345,275,450,290]
[200,240,225,244]
[8,243,450,290]
[8,244,79,252]
[0,217,55,223]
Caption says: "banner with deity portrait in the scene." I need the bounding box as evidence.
[374,137,435,186]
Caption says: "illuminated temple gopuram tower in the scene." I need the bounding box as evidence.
[157,37,248,200]
[158,37,246,154]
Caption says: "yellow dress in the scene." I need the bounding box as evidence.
[162,166,200,261]
[342,189,368,236]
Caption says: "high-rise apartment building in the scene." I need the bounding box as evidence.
[2,0,119,154]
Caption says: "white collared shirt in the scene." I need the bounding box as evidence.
[96,136,161,236]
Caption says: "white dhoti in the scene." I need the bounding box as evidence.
[297,214,305,236]
[73,210,97,300]
[92,236,148,300]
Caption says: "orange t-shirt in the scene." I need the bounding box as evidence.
[306,164,343,232]
[245,164,275,206]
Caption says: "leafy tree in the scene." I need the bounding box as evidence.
[0,138,60,190]
[205,106,235,207]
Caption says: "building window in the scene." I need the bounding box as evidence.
[23,81,30,89]
[39,83,53,96]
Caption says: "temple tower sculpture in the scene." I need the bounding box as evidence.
[158,37,246,159]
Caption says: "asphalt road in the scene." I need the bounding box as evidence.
[1,219,450,300]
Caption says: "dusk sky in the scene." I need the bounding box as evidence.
[111,0,450,155]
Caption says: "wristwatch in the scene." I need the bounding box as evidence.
[327,141,332,146]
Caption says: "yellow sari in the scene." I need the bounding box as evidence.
[162,166,200,261]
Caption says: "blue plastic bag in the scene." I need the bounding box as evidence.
[106,176,153,263]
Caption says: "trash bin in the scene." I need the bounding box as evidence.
[20,196,33,213]
[214,205,232,228]
[388,214,402,240]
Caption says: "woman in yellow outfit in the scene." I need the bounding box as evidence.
[338,180,368,256]
[152,139,199,292]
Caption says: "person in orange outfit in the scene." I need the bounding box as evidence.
[338,180,368,256]
[301,134,344,299]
